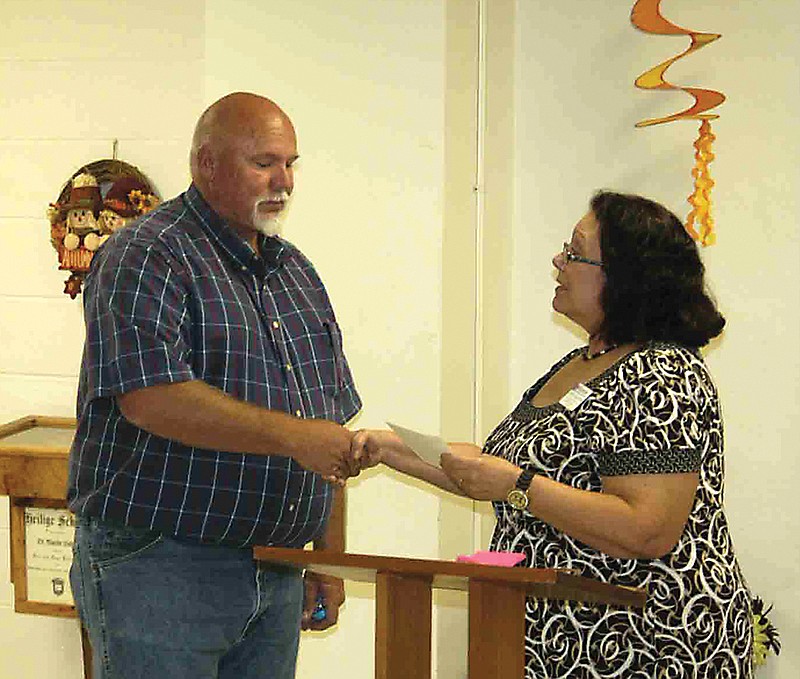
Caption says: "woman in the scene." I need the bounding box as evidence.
[353,191,756,677]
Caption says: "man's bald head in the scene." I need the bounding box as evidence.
[190,92,293,180]
[189,92,299,245]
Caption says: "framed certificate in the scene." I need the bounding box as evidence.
[10,498,77,617]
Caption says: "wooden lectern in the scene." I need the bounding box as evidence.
[254,546,646,679]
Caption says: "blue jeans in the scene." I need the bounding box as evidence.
[70,516,303,679]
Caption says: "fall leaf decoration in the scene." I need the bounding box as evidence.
[630,0,725,246]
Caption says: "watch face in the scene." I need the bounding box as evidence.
[507,489,529,511]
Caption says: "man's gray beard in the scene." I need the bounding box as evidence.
[253,216,283,237]
[252,195,291,237]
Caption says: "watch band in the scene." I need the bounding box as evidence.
[515,468,536,492]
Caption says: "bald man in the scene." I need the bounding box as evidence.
[68,92,361,679]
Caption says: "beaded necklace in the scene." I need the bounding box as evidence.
[582,343,620,360]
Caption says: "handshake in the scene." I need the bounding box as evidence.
[295,426,395,486]
[292,419,522,502]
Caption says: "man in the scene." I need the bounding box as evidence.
[67,92,361,679]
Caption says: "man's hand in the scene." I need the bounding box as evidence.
[290,419,354,479]
[301,572,345,631]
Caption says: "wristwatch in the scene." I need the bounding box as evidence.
[506,468,537,511]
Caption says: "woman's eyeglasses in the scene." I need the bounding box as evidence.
[561,242,603,267]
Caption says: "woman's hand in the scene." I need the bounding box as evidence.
[440,451,521,501]
[349,429,403,473]
[446,442,482,459]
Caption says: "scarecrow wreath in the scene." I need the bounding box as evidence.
[47,159,160,298]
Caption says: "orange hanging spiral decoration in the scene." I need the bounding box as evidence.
[631,0,725,246]
[686,120,716,246]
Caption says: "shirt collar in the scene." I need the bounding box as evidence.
[183,184,288,276]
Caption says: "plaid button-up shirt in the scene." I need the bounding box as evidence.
[67,185,361,547]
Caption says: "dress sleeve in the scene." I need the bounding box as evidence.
[80,237,195,402]
[595,347,714,476]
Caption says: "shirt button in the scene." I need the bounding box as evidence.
[286,364,292,372]
[295,410,302,417]
[272,320,280,328]
[289,504,296,512]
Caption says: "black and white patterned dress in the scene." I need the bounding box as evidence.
[487,343,753,678]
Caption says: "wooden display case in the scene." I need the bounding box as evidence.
[0,415,77,617]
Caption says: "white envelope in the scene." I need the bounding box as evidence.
[386,422,449,467]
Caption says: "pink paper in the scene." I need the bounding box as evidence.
[456,550,525,567]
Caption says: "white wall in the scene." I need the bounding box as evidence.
[511,2,799,677]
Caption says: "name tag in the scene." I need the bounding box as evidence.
[559,383,593,411]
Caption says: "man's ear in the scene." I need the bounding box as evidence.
[196,145,215,181]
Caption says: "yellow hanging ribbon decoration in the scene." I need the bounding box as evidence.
[631,0,725,246]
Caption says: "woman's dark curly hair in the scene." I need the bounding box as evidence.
[591,191,725,347]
